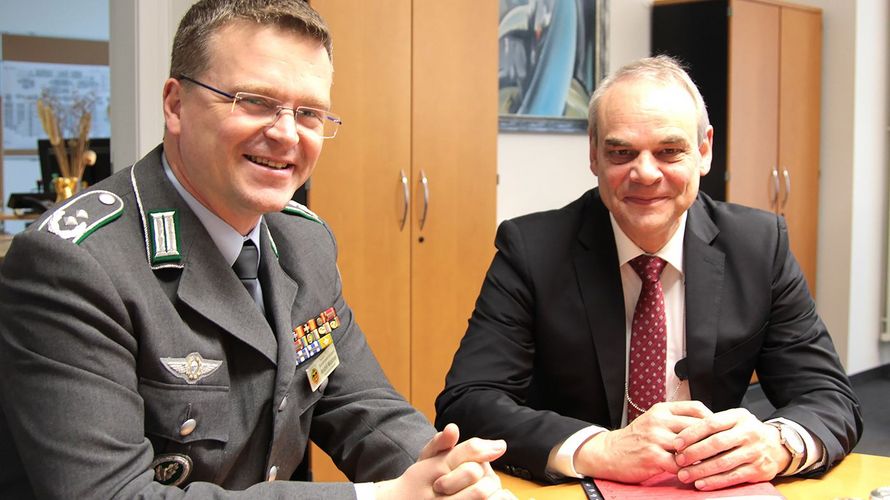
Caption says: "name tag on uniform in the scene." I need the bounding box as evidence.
[306,343,339,392]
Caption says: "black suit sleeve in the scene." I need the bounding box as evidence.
[754,216,862,476]
[435,219,592,482]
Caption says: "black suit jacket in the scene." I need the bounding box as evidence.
[435,188,861,482]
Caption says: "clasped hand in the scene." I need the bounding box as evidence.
[575,402,792,491]
[374,423,517,499]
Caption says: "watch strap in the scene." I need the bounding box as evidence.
[768,422,805,476]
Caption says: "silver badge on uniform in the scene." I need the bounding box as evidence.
[161,352,223,384]
[150,453,193,486]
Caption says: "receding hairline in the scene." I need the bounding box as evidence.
[587,55,710,145]
[200,19,332,72]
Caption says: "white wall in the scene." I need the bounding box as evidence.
[0,0,108,39]
[109,0,194,171]
[497,0,890,374]
[496,0,652,222]
[847,0,889,370]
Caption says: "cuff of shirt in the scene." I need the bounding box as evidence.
[768,417,826,475]
[354,482,375,500]
[545,425,608,480]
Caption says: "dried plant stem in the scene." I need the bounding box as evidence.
[37,99,71,178]
[72,112,92,184]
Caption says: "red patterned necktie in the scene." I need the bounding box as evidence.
[627,255,668,422]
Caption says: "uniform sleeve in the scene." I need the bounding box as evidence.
[304,221,435,483]
[0,230,359,499]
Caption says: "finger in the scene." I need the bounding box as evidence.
[656,400,714,419]
[687,462,761,491]
[673,410,740,452]
[444,473,504,500]
[420,423,460,461]
[677,445,752,483]
[443,437,507,471]
[662,415,709,434]
[432,461,486,496]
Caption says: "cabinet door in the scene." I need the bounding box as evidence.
[310,0,412,482]
[779,7,821,295]
[411,0,498,420]
[727,0,779,212]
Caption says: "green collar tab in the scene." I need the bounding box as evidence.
[149,210,182,264]
[282,200,322,224]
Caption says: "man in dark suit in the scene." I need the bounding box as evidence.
[0,1,512,498]
[436,55,862,491]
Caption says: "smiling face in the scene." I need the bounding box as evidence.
[590,78,713,253]
[162,20,333,234]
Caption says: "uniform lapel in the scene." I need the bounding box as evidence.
[258,222,299,396]
[132,147,278,365]
[683,199,725,408]
[573,192,627,429]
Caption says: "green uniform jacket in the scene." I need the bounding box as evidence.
[0,145,433,499]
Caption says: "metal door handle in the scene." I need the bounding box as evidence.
[781,168,791,211]
[769,168,780,211]
[418,170,429,231]
[399,170,409,231]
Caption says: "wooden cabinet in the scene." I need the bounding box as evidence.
[308,0,498,481]
[653,0,822,294]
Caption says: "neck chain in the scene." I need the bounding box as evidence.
[624,379,685,415]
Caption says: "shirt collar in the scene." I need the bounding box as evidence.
[609,211,687,275]
[161,152,262,267]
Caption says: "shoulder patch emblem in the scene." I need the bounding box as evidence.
[282,200,323,224]
[37,190,123,244]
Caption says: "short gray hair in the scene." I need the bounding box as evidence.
[587,55,710,144]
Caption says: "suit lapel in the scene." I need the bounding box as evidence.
[132,148,278,365]
[574,192,627,429]
[683,200,725,408]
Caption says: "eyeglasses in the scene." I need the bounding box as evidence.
[178,75,342,139]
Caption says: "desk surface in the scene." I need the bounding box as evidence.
[498,453,890,499]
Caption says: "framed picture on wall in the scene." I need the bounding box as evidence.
[498,0,608,134]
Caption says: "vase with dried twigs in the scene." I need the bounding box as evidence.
[36,91,97,202]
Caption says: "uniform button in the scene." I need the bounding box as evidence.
[99,193,116,205]
[179,418,197,436]
[267,465,279,481]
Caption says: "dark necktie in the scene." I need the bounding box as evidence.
[233,240,264,314]
[626,255,668,422]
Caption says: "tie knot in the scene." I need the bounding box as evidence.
[630,254,666,283]
[233,240,259,280]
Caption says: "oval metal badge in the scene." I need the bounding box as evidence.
[150,453,193,487]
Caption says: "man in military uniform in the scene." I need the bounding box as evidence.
[0,1,512,498]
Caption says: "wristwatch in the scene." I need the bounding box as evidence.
[768,421,806,476]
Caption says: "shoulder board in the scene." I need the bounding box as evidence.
[37,190,124,245]
[281,200,323,224]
